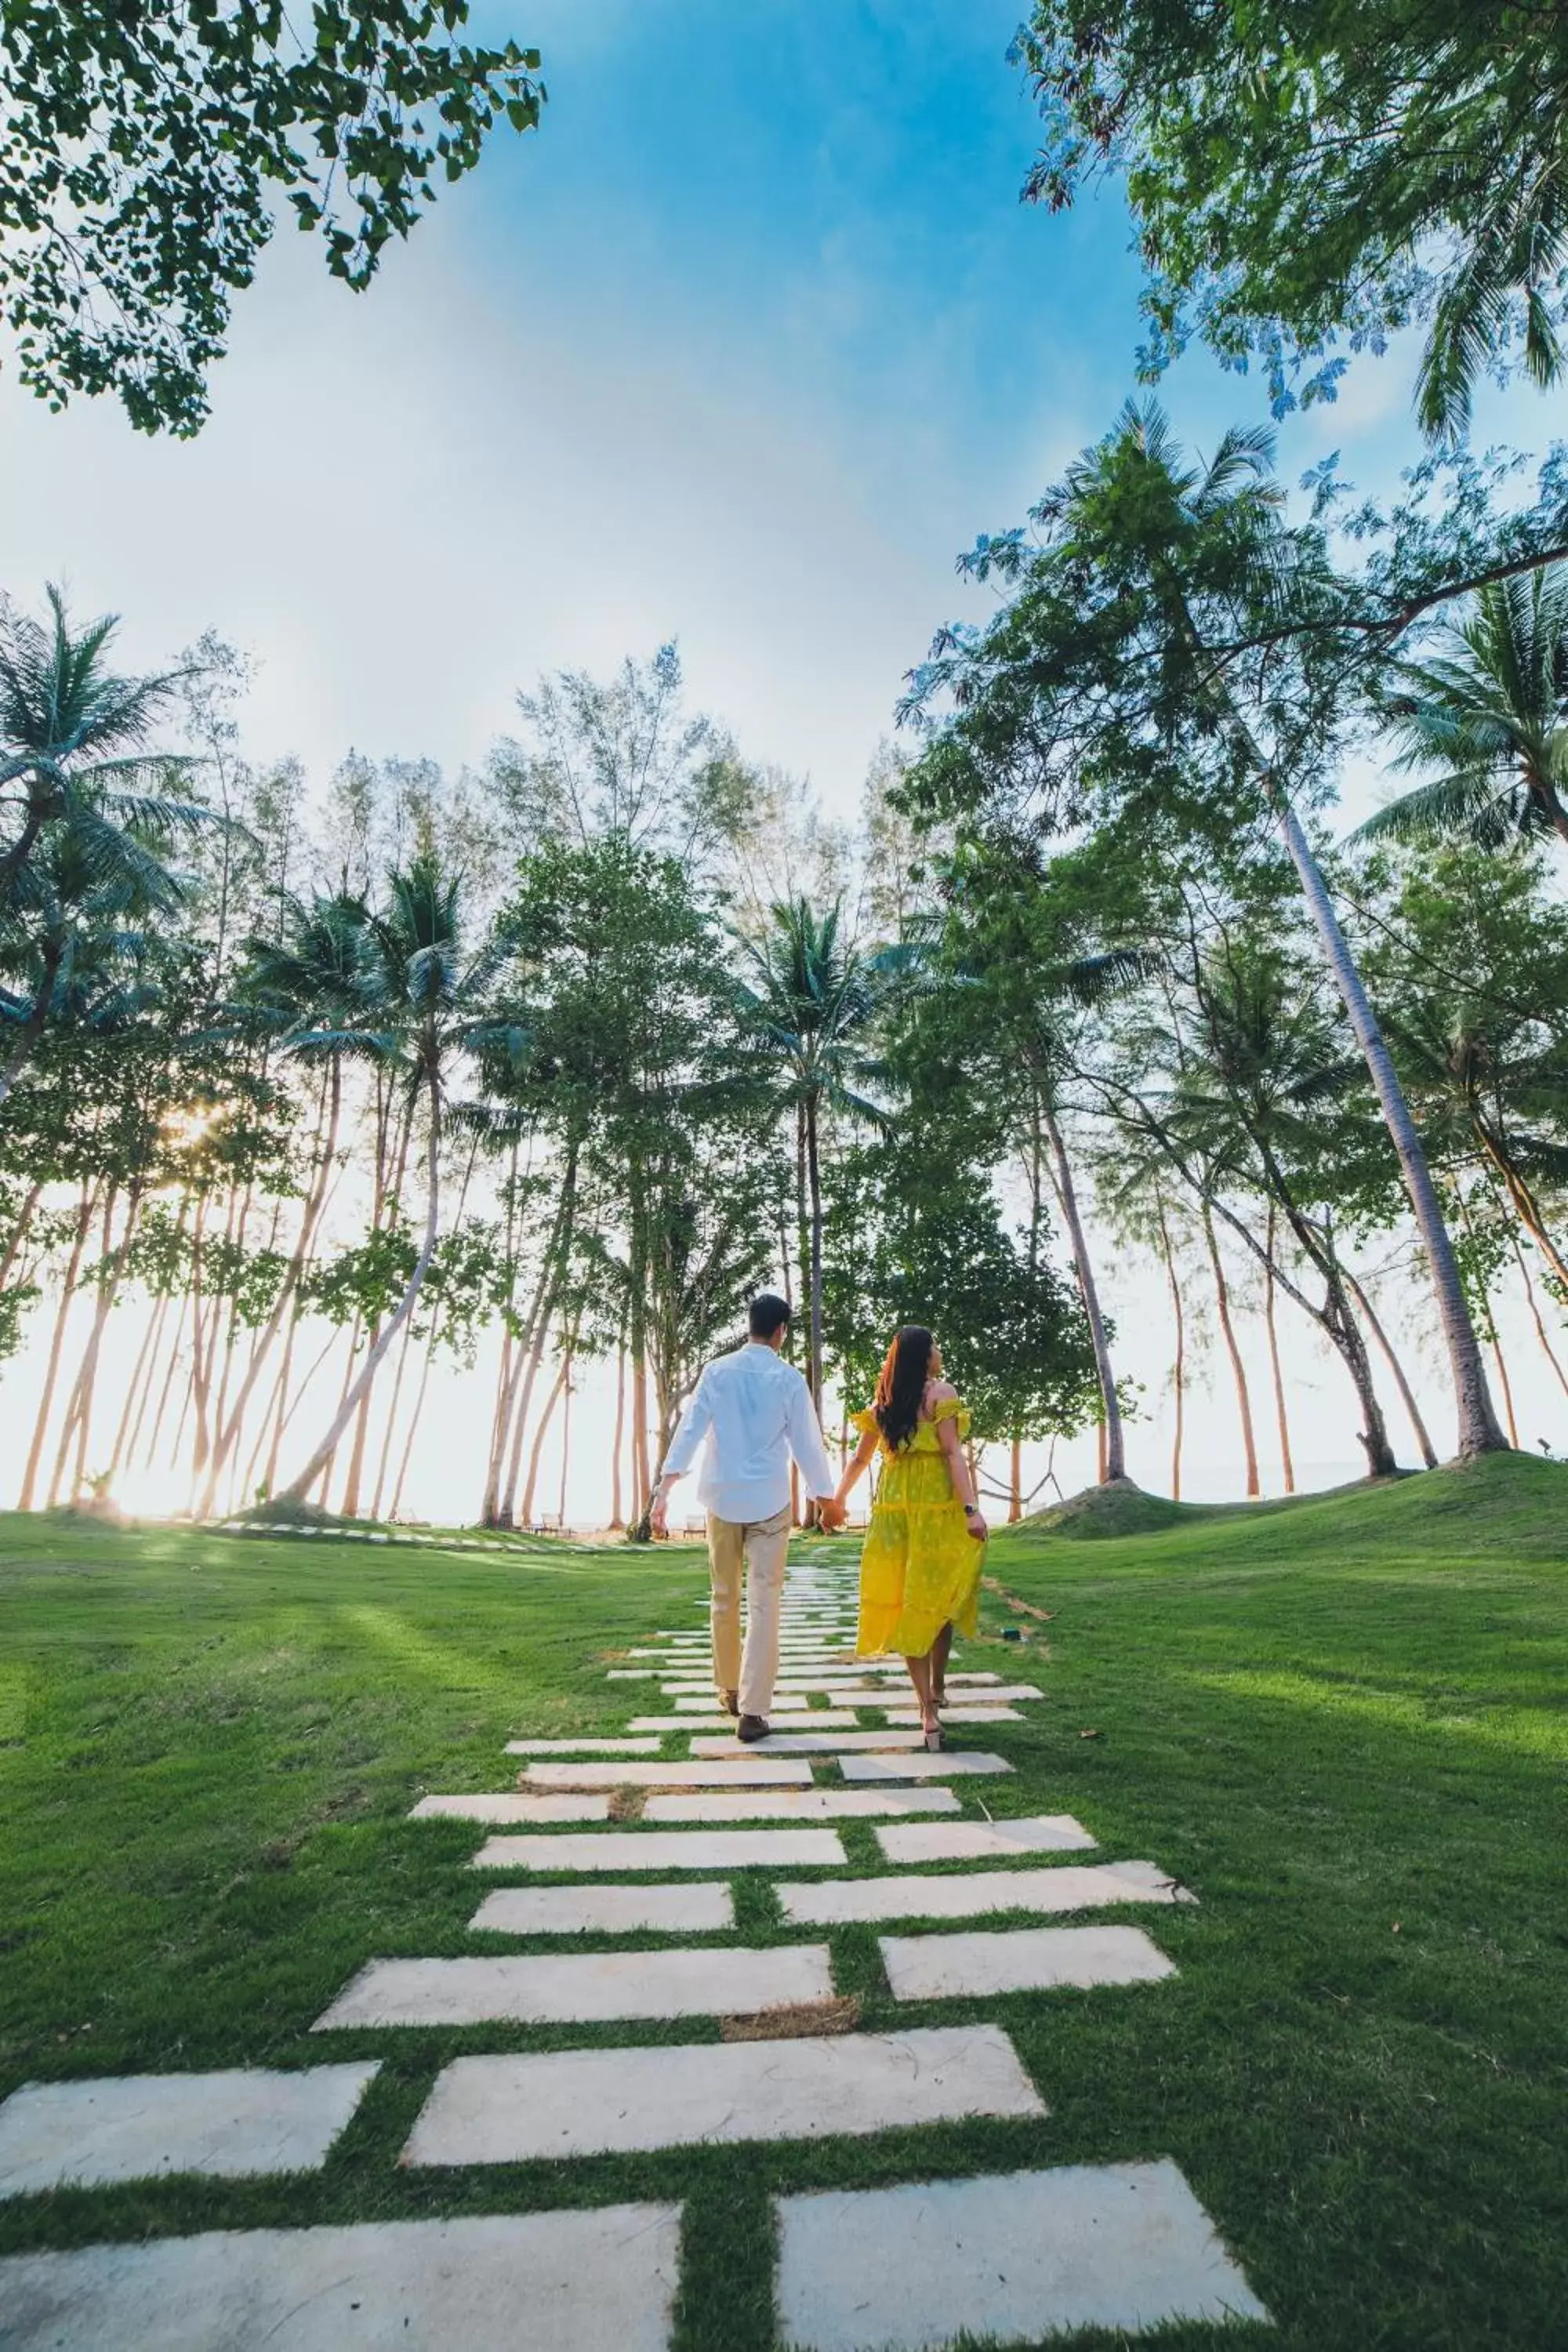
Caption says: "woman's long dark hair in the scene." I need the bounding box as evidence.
[873,1325,935,1453]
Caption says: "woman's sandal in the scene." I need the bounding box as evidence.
[923,1720,944,1751]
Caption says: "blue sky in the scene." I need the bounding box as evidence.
[0,1,1524,822]
[0,2,1317,817]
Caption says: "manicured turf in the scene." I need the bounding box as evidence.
[2,1456,1566,2349]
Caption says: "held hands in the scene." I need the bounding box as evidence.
[648,1487,670,1537]
[816,1495,848,1533]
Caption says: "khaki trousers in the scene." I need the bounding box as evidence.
[707,1503,791,1717]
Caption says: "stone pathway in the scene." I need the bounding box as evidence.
[0,1554,1270,2347]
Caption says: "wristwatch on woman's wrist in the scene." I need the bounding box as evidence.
[964,1504,981,1519]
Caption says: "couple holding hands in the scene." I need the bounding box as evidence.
[649,1293,988,1749]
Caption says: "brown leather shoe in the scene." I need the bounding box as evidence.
[720,1689,739,1716]
[737,1714,769,1743]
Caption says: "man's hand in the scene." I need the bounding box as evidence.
[816,1496,848,1532]
[649,1486,671,1537]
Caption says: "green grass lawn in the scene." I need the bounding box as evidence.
[2,1456,1566,2350]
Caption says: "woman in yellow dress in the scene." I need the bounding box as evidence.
[830,1325,989,1748]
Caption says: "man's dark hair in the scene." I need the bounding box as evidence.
[749,1293,791,1341]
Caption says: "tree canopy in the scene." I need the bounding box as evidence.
[0,3,544,434]
[1014,0,1568,438]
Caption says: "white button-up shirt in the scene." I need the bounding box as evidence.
[662,1342,837,1525]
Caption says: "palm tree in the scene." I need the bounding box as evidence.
[1359,569,1568,856]
[1081,404,1508,1458]
[0,800,174,1103]
[735,898,890,1412]
[274,851,497,1508]
[191,892,368,1514]
[0,587,209,1102]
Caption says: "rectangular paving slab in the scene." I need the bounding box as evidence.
[519,1759,815,1788]
[688,1730,927,1755]
[775,2161,1268,2350]
[504,1737,663,1755]
[629,1714,861,1733]
[0,2064,378,2197]
[877,1815,1097,1864]
[838,1751,1014,1781]
[641,1789,963,1822]
[880,1924,1178,2000]
[411,1794,612,1824]
[777,1860,1192,1926]
[883,1708,1022,1725]
[0,2204,682,2352]
[405,2023,1044,2165]
[470,1883,735,1936]
[471,1828,848,1873]
[314,1945,832,2029]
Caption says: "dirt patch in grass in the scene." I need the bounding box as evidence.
[720,1995,862,2042]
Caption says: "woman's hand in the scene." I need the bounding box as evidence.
[964,1506,989,1542]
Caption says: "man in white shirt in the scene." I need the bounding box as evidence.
[650,1294,844,1741]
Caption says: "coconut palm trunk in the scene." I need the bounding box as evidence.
[1262,1210,1295,1494]
[1156,1195,1187,1501]
[1202,1200,1259,1496]
[196,1058,339,1518]
[1041,1094,1125,1481]
[1276,797,1508,1457]
[278,1083,441,1505]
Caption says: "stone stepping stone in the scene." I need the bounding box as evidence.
[605,1670,656,1679]
[505,1737,663,1755]
[884,1708,1022,1725]
[839,1751,1014,1781]
[314,1945,832,2030]
[518,1759,814,1788]
[470,1884,735,1936]
[877,1814,1097,1863]
[471,1828,848,1874]
[688,1730,927,1755]
[880,1923,1178,2000]
[0,2064,378,2198]
[775,2161,1268,2350]
[628,1714,861,1733]
[777,1860,1192,1926]
[668,1692,811,1710]
[0,2204,682,2352]
[641,1788,963,1822]
[411,1794,611,1824]
[405,2023,1043,2166]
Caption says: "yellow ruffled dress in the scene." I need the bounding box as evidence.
[853,1396,984,1659]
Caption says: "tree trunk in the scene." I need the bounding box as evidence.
[278,1091,442,1504]
[370,1309,419,1521]
[0,1176,43,1290]
[521,1348,570,1529]
[1203,1200,1260,1497]
[1451,1188,1520,1449]
[1509,1225,1568,1402]
[1009,1433,1023,1523]
[1473,1118,1568,1295]
[58,1184,143,1504]
[20,1181,95,1510]
[609,1335,626,1530]
[1041,1095,1124,1481]
[1156,1195,1186,1502]
[1341,1267,1439,1469]
[1277,796,1508,1456]
[1262,1208,1295,1495]
[804,1089,826,1417]
[197,1058,339,1517]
